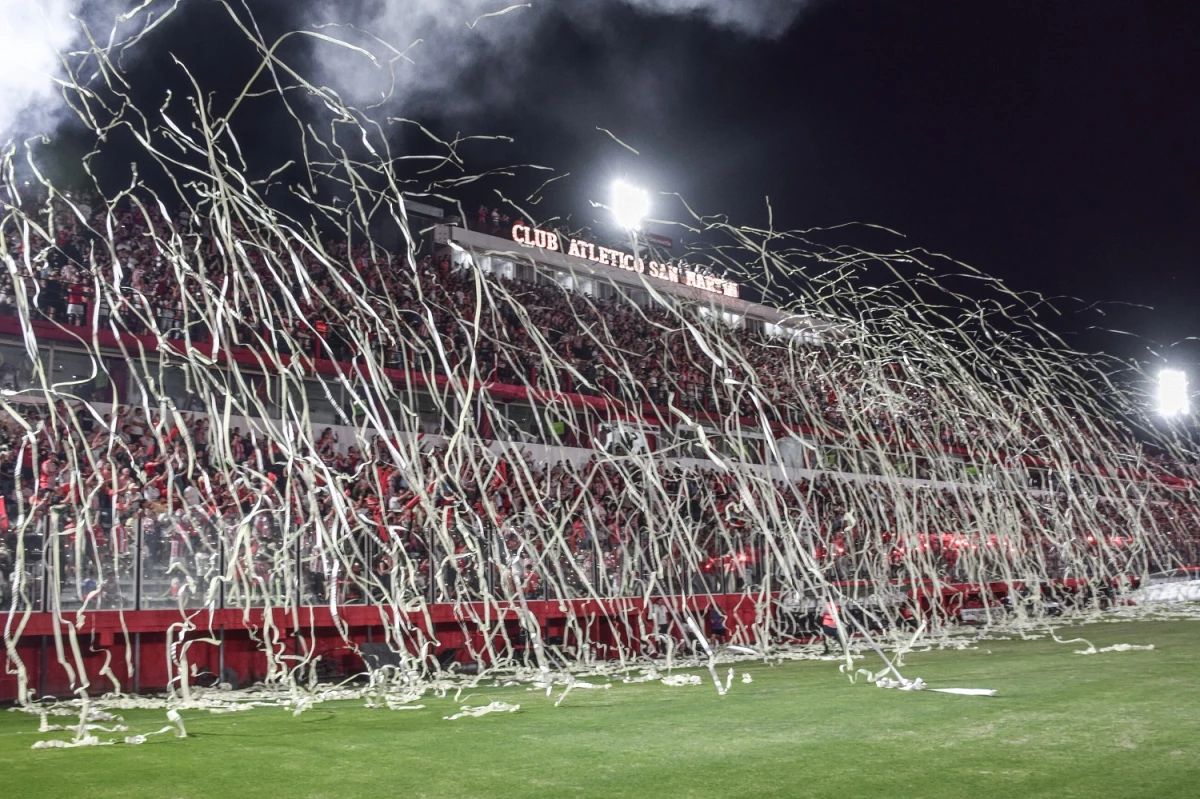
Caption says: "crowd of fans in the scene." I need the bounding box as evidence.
[0,393,1196,614]
[4,194,1188,476]
[0,192,1198,614]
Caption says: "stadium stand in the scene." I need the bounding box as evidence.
[0,190,1196,698]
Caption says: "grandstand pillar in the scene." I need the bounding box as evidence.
[132,632,141,694]
[219,532,228,609]
[38,633,47,700]
[294,536,303,608]
[134,518,144,611]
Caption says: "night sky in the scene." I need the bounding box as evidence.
[439,2,1200,369]
[44,1,1200,371]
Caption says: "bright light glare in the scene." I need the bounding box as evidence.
[1157,369,1189,417]
[611,180,650,230]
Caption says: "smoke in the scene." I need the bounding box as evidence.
[615,0,818,37]
[0,0,176,148]
[0,0,820,188]
[0,0,81,144]
[290,0,820,115]
[0,0,819,148]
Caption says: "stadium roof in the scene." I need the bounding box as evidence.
[436,223,842,338]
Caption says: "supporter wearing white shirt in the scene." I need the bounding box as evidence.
[649,597,669,634]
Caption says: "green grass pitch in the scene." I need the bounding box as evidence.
[2,619,1197,798]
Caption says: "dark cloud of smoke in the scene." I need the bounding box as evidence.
[0,1,819,147]
[612,0,818,37]
[0,0,819,206]
[289,0,820,117]
[267,0,822,219]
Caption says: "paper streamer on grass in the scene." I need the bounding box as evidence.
[661,674,702,687]
[1075,643,1155,655]
[848,609,997,696]
[684,616,728,696]
[444,701,521,720]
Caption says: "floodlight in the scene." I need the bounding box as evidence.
[1157,369,1189,417]
[611,180,650,230]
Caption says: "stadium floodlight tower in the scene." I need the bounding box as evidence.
[611,180,650,231]
[1157,368,1189,418]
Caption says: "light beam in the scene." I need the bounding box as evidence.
[611,180,650,230]
[1157,369,1189,417]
